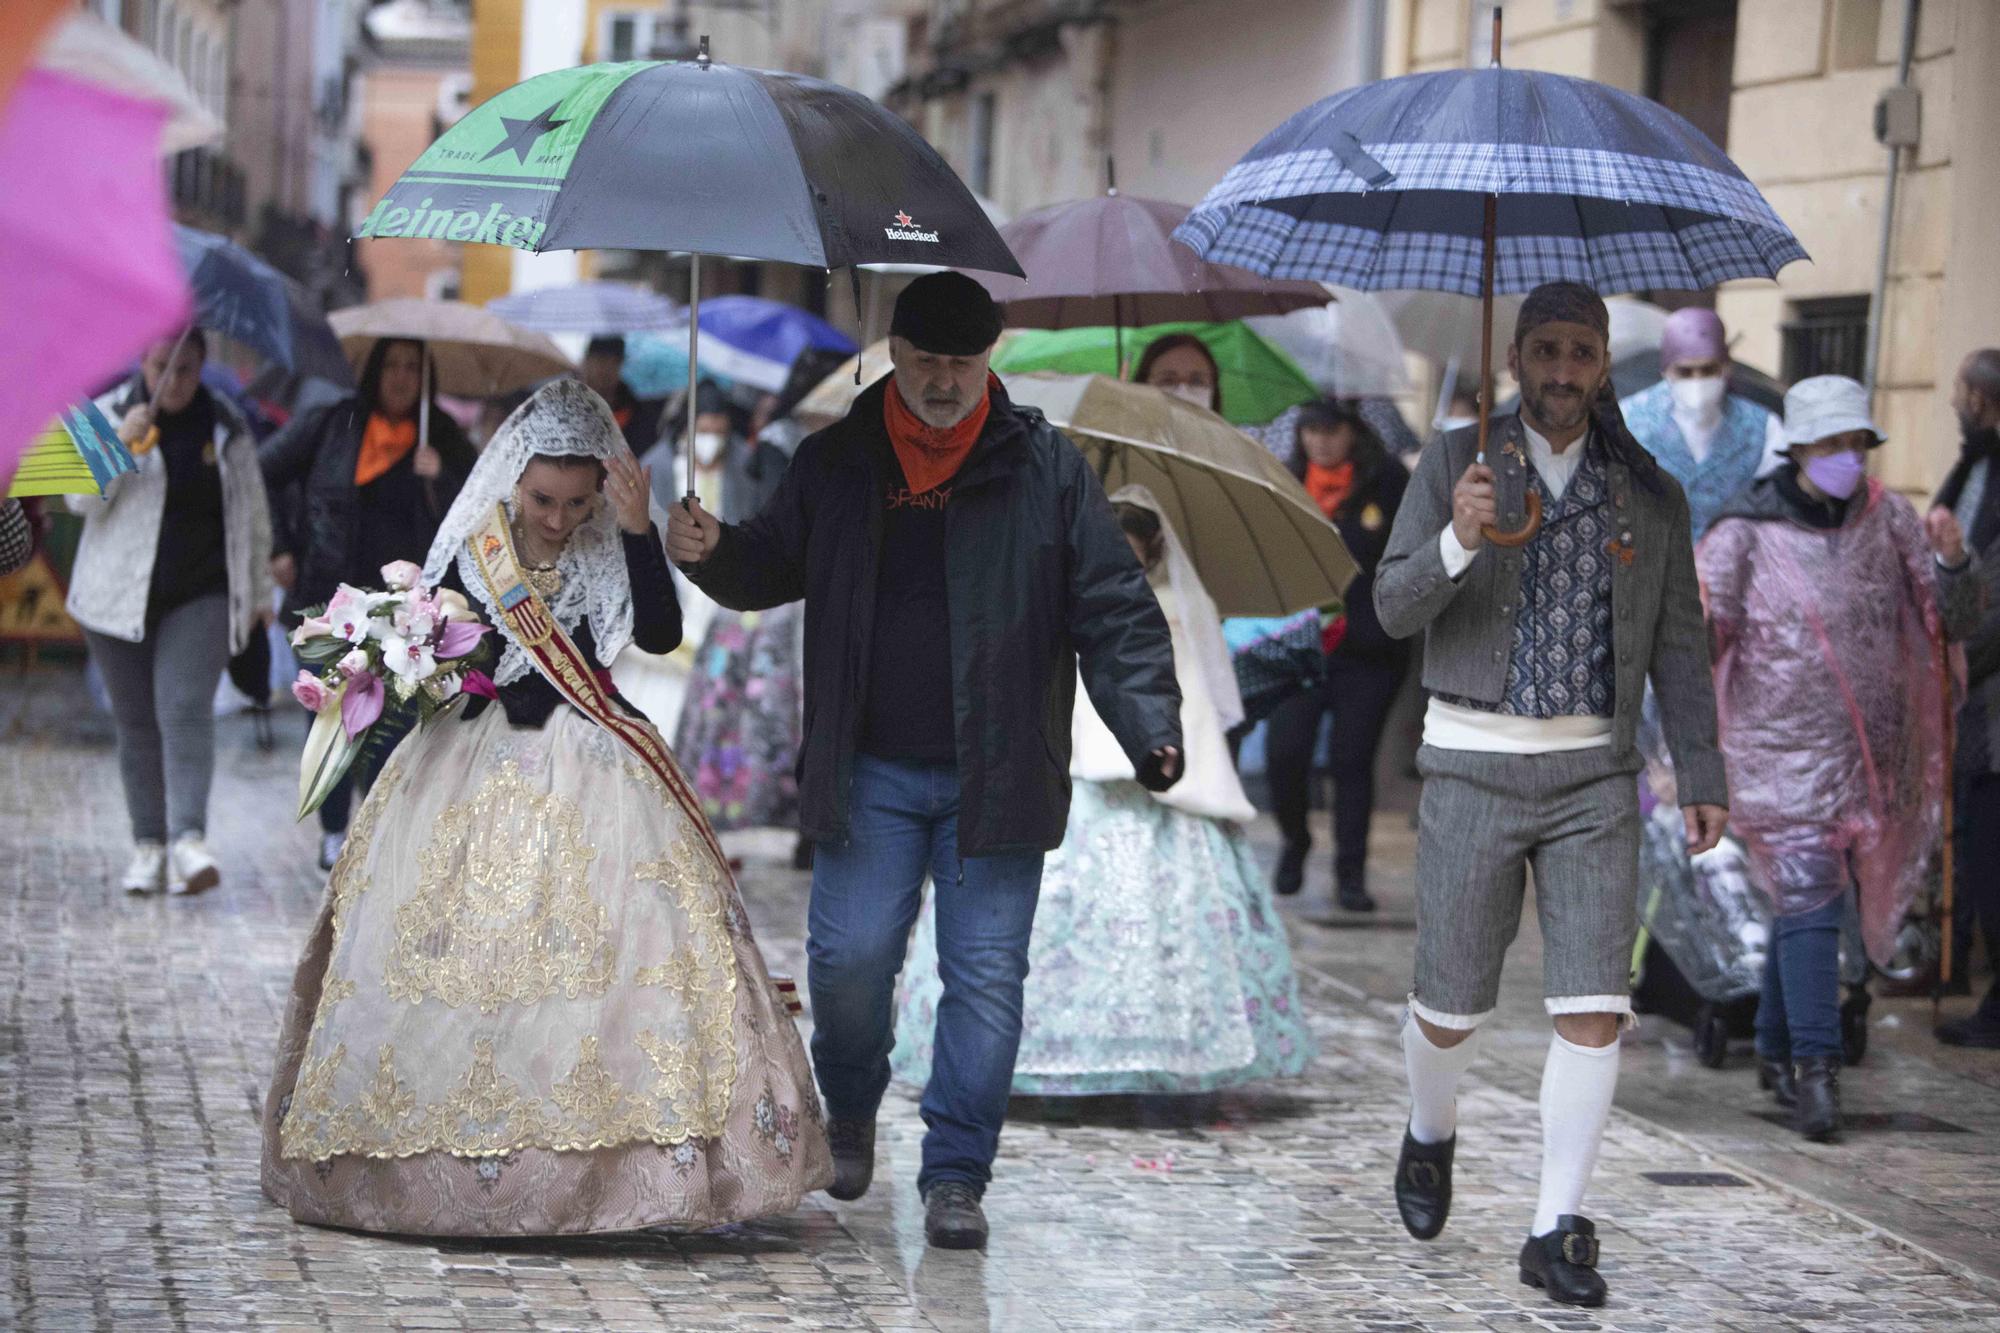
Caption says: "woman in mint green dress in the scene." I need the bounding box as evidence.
[891,487,1315,1095]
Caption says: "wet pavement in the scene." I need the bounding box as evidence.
[4,664,1998,1330]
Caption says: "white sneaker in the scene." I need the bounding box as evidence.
[167,834,221,896]
[319,831,346,871]
[121,841,167,895]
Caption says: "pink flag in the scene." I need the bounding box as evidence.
[0,70,190,489]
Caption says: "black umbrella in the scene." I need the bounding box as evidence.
[354,38,1020,493]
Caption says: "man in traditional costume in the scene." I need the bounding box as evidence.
[1619,306,1785,538]
[1373,282,1728,1308]
[667,272,1183,1249]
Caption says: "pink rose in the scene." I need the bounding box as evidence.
[380,560,423,592]
[290,670,331,712]
[337,649,369,678]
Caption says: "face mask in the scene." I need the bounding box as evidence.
[1163,383,1214,411]
[1801,450,1866,500]
[692,431,727,466]
[1669,375,1728,420]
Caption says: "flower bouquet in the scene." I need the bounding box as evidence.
[288,560,495,819]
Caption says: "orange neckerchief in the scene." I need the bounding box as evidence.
[354,413,419,486]
[883,373,996,495]
[1304,460,1355,519]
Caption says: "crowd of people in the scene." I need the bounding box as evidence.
[39,266,1998,1310]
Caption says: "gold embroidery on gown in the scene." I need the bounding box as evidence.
[383,762,614,1013]
[279,753,743,1159]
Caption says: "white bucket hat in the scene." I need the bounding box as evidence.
[1782,374,1886,448]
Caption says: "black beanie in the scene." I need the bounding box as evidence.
[890,271,1002,355]
[1513,281,1608,346]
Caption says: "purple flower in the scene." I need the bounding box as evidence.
[341,671,385,739]
[435,618,491,660]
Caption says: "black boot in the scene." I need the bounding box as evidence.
[1273,841,1307,897]
[1518,1215,1607,1307]
[1392,1128,1453,1240]
[1936,993,2000,1048]
[922,1180,988,1249]
[1793,1057,1841,1141]
[1335,868,1377,913]
[1757,1056,1797,1108]
[825,1118,876,1200]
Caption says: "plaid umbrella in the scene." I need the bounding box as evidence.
[1175,9,1804,544]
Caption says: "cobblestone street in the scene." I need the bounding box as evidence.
[5,668,2000,1331]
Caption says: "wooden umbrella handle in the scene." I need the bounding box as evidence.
[1482,492,1543,547]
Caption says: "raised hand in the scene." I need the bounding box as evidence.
[606,448,653,535]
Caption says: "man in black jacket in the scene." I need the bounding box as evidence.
[667,272,1182,1249]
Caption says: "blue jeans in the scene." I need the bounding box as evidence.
[1755,895,1846,1062]
[807,754,1044,1196]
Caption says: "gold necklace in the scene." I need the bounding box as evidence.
[510,522,564,599]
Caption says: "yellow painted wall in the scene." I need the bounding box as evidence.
[460,0,524,304]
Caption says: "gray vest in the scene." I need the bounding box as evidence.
[1444,439,1618,718]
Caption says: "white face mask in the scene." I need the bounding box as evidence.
[1163,382,1215,411]
[1669,375,1728,421]
[692,431,727,466]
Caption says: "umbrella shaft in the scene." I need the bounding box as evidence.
[686,254,702,500]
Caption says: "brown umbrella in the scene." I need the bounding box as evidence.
[1002,372,1355,617]
[330,299,574,398]
[974,184,1332,368]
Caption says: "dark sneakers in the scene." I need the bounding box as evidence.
[825,1119,876,1201]
[1273,841,1307,896]
[1393,1128,1454,1240]
[1519,1215,1608,1307]
[922,1180,988,1249]
[1936,1006,2000,1049]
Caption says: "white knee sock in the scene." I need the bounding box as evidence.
[1403,1017,1479,1144]
[1532,1032,1621,1237]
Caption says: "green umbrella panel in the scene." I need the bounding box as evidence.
[989,320,1317,427]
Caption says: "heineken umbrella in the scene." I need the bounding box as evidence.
[486,280,682,335]
[8,400,133,498]
[991,320,1317,427]
[352,39,1019,496]
[1003,373,1355,616]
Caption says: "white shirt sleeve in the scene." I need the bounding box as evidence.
[1438,524,1476,579]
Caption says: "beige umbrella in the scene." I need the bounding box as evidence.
[793,338,893,431]
[330,299,573,397]
[1001,372,1356,617]
[794,330,1027,433]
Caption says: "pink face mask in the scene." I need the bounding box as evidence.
[1801,450,1866,500]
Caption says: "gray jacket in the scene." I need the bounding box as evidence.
[67,387,273,655]
[1373,414,1727,809]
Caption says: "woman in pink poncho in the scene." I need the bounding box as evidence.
[1698,376,1982,1142]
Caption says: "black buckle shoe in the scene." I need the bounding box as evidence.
[1757,1056,1797,1108]
[922,1180,988,1249]
[1393,1128,1454,1240]
[826,1118,876,1200]
[1519,1214,1607,1307]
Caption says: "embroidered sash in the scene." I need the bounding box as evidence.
[467,504,727,869]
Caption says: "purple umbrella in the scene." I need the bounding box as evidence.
[974,178,1331,368]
